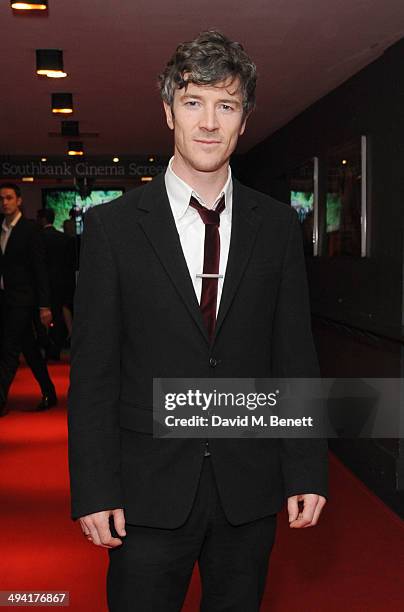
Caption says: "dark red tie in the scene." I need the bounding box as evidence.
[189,194,225,342]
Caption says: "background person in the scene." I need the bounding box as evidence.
[0,183,55,416]
[36,208,77,359]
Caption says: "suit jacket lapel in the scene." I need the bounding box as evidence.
[214,179,262,341]
[136,173,210,345]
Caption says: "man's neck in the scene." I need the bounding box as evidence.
[171,154,229,208]
[4,210,21,227]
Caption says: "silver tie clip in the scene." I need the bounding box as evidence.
[196,273,223,279]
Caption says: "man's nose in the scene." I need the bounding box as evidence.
[199,106,219,131]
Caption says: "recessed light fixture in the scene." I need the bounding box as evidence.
[68,142,84,156]
[113,157,119,163]
[22,177,34,182]
[41,157,47,162]
[148,156,155,162]
[11,1,47,9]
[36,49,67,78]
[141,176,153,182]
[52,93,73,114]
[342,159,347,165]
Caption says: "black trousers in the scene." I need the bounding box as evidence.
[107,457,277,612]
[0,291,54,404]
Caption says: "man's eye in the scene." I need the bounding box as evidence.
[220,104,233,111]
[185,100,199,107]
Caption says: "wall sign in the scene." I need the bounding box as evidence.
[0,157,167,179]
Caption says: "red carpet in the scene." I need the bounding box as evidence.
[1,360,403,611]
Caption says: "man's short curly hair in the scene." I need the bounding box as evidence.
[158,30,257,117]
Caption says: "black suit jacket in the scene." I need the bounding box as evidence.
[68,173,328,527]
[0,215,50,308]
[41,225,76,306]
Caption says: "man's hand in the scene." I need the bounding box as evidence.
[287,494,326,528]
[39,307,53,328]
[79,508,126,548]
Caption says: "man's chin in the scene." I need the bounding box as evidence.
[188,155,228,174]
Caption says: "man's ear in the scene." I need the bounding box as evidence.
[239,111,250,137]
[163,101,175,131]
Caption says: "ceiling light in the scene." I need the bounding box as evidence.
[22,177,34,182]
[68,142,84,156]
[113,157,119,163]
[41,157,47,162]
[52,93,73,114]
[342,159,347,165]
[36,49,67,78]
[11,1,47,9]
[141,177,153,182]
[148,156,155,162]
[62,121,79,136]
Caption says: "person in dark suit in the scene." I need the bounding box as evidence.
[36,208,76,359]
[68,31,328,611]
[0,183,56,416]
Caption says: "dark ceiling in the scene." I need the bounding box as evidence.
[1,0,404,157]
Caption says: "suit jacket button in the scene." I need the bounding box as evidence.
[209,357,218,367]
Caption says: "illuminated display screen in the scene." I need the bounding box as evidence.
[43,189,123,232]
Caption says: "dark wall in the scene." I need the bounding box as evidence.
[237,38,404,516]
[312,317,403,517]
[238,37,404,332]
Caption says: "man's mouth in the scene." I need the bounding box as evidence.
[194,139,221,145]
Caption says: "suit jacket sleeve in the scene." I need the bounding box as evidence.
[272,210,328,499]
[67,208,123,520]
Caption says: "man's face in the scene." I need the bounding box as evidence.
[0,188,22,216]
[163,76,248,173]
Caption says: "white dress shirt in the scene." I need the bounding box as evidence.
[164,157,232,313]
[0,211,22,290]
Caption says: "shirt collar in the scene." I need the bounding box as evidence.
[165,156,233,221]
[2,211,22,231]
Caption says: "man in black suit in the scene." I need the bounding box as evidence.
[68,31,328,611]
[0,183,56,416]
[36,208,76,359]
